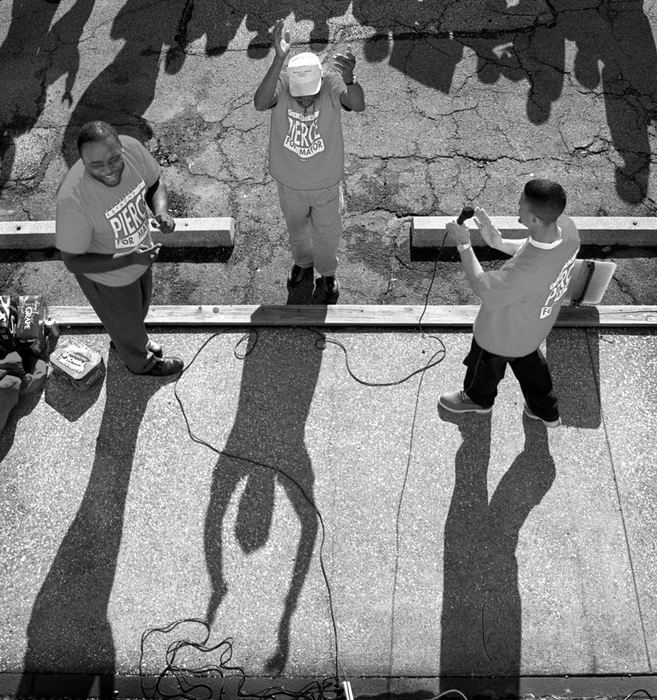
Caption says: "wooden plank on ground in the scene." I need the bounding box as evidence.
[46,304,657,328]
[411,216,657,247]
[0,217,235,249]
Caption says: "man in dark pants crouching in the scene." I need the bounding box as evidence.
[56,121,183,376]
[439,179,580,427]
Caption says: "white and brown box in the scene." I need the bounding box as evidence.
[50,340,105,391]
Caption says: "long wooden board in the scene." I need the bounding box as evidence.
[0,217,235,248]
[46,304,657,328]
[411,216,657,247]
[3,216,655,249]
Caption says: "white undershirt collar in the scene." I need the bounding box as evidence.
[529,226,563,249]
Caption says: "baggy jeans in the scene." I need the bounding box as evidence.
[462,337,559,421]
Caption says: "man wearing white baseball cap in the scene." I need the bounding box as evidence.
[254,19,365,304]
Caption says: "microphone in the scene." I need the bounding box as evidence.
[457,205,475,225]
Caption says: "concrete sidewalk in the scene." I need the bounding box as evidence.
[0,326,656,698]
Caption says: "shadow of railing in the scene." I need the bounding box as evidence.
[548,313,602,429]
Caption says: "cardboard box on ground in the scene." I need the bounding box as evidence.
[0,294,104,435]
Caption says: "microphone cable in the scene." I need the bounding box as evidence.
[143,209,473,699]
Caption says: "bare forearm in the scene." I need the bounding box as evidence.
[498,238,526,256]
[343,81,365,111]
[254,55,285,111]
[146,180,169,217]
[459,247,485,295]
[60,251,137,274]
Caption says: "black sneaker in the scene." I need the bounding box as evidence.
[311,276,340,305]
[287,264,313,288]
[140,356,184,376]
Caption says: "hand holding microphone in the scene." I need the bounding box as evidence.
[457,206,475,225]
[445,205,474,246]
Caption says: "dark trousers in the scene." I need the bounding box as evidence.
[463,337,559,421]
[76,268,156,374]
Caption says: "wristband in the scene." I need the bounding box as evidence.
[457,242,472,253]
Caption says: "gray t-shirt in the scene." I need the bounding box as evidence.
[473,215,581,357]
[56,135,160,287]
[268,72,346,190]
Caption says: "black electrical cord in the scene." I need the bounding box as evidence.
[306,229,450,388]
[142,232,455,699]
[167,327,340,683]
[140,618,342,700]
[622,691,654,700]
[418,230,449,329]
[308,327,446,387]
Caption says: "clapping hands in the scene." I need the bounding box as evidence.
[272,19,291,58]
[473,207,502,248]
[333,45,356,83]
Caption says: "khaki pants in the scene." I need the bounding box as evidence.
[277,181,343,277]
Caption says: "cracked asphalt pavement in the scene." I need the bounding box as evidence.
[0,0,656,306]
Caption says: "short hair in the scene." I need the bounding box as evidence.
[77,121,120,153]
[523,179,567,224]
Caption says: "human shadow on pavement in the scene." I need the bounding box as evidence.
[438,410,555,697]
[0,391,42,466]
[62,0,354,163]
[353,0,657,204]
[204,327,324,675]
[498,0,657,204]
[16,352,172,699]
[0,0,95,191]
[352,0,470,93]
[165,0,352,67]
[61,0,187,165]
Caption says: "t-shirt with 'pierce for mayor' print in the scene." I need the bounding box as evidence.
[55,135,160,287]
[268,72,346,191]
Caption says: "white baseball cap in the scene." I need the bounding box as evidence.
[287,52,323,97]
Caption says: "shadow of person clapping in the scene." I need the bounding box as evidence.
[438,409,555,697]
[17,351,174,698]
[203,327,323,675]
[164,0,353,69]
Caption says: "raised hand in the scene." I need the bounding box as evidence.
[272,19,291,58]
[473,206,502,249]
[333,44,356,83]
